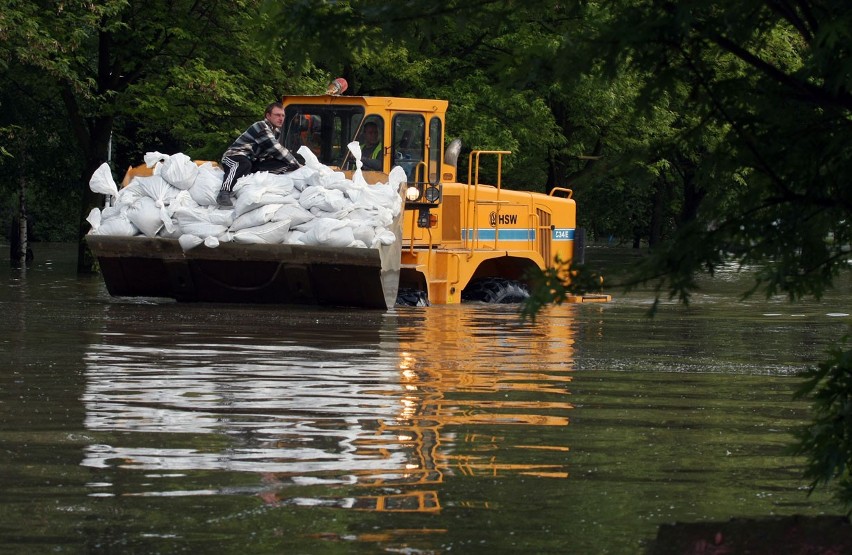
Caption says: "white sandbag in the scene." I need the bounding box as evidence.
[273,203,314,227]
[231,171,263,193]
[144,151,168,174]
[373,227,397,246]
[178,234,204,251]
[230,203,285,232]
[86,207,101,231]
[101,203,126,220]
[309,206,355,221]
[234,189,298,218]
[170,192,233,227]
[95,215,138,236]
[113,181,145,210]
[347,206,393,227]
[131,175,179,206]
[131,175,180,235]
[388,165,407,189]
[287,229,305,245]
[297,145,333,175]
[157,222,183,238]
[245,171,297,195]
[347,141,369,189]
[349,221,376,246]
[177,219,229,239]
[297,216,340,234]
[103,218,138,236]
[172,206,231,238]
[286,163,320,191]
[229,171,296,215]
[89,163,119,199]
[356,181,402,216]
[204,236,220,248]
[310,170,350,191]
[160,152,199,190]
[165,189,196,213]
[301,217,355,247]
[190,162,223,206]
[88,202,138,236]
[126,197,166,237]
[206,207,238,227]
[322,225,356,247]
[299,186,350,212]
[232,220,291,244]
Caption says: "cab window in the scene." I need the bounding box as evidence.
[391,114,426,182]
[428,116,442,184]
[282,105,365,167]
[355,116,385,171]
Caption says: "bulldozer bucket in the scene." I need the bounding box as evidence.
[87,235,401,310]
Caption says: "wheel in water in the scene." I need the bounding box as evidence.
[461,278,530,304]
[395,288,430,307]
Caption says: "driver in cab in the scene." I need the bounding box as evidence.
[359,121,383,171]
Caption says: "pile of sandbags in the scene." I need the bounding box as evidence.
[86,143,404,251]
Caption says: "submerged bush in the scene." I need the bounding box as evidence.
[792,338,852,511]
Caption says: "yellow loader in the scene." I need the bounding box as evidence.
[87,91,609,309]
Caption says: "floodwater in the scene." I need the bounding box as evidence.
[1,244,849,554]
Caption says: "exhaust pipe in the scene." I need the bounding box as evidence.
[444,138,462,167]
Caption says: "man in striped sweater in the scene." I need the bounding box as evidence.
[217,102,301,207]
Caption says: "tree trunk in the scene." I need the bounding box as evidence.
[674,152,705,225]
[74,119,113,274]
[10,175,33,268]
[76,168,103,274]
[18,175,28,267]
[61,77,115,274]
[649,178,666,248]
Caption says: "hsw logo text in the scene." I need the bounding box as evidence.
[490,212,518,226]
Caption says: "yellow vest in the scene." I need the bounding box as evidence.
[366,143,382,159]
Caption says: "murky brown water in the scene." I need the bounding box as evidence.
[1,244,849,553]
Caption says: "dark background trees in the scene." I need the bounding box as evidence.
[0,0,326,270]
[2,0,847,299]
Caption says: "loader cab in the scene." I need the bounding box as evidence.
[280,104,367,167]
[280,95,451,190]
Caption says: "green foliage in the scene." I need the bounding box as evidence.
[567,0,852,509]
[792,340,852,509]
[436,72,562,189]
[0,0,328,253]
[589,0,852,303]
[0,89,83,242]
[520,257,606,322]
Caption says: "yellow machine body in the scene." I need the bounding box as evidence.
[279,93,607,304]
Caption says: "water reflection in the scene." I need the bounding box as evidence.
[81,304,578,513]
[6,245,851,553]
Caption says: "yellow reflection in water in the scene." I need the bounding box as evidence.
[343,305,577,513]
[81,304,578,517]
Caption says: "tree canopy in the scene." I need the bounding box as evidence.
[0,0,326,269]
[4,1,848,294]
[270,0,850,304]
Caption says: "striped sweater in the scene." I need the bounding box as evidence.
[223,120,293,162]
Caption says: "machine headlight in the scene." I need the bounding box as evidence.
[405,186,421,202]
[424,185,441,203]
